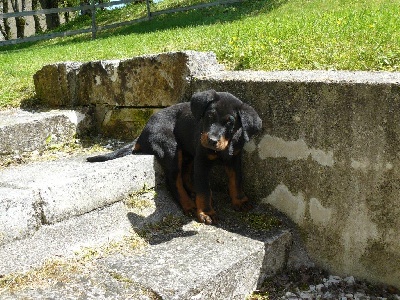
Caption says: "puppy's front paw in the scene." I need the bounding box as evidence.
[197,211,218,225]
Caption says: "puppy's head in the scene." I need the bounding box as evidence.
[191,90,262,154]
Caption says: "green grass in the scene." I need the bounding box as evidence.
[1,0,399,108]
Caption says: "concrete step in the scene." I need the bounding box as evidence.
[0,152,294,299]
[0,199,292,300]
[99,227,291,300]
[0,185,181,275]
[0,154,163,246]
[0,107,296,299]
[0,108,92,156]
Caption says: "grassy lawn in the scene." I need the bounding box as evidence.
[0,0,399,108]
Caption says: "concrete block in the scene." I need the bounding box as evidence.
[34,51,224,108]
[0,155,162,225]
[101,227,291,299]
[0,109,92,155]
[33,62,82,107]
[77,53,190,106]
[0,187,39,246]
[193,69,400,289]
[0,201,132,275]
[97,107,160,139]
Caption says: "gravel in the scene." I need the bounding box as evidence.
[252,267,400,300]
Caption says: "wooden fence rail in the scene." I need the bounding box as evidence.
[0,0,242,46]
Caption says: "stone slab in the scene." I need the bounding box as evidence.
[0,225,291,300]
[0,264,157,300]
[0,185,182,276]
[34,51,225,108]
[194,69,400,84]
[0,201,131,275]
[101,227,292,300]
[0,155,161,225]
[0,187,39,245]
[0,109,91,155]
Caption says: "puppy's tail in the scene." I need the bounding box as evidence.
[86,140,137,162]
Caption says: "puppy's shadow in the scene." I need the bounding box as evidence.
[125,161,289,247]
[125,164,197,245]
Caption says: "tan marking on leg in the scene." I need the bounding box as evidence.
[196,193,217,225]
[225,166,252,211]
[176,150,196,215]
[133,142,141,152]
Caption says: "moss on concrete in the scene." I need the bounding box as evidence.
[101,108,159,140]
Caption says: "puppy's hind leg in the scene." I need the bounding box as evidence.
[165,149,196,216]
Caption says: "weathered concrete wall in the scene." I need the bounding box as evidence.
[193,70,400,289]
[34,52,400,289]
[34,51,224,139]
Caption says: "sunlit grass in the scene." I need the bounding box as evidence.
[0,0,399,108]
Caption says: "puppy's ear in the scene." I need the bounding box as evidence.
[239,103,262,142]
[190,90,217,120]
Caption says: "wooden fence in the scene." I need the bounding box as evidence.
[0,0,242,46]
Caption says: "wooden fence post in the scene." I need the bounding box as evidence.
[91,0,97,39]
[146,0,151,20]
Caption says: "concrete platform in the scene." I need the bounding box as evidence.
[0,152,293,299]
[0,154,162,245]
[0,111,295,299]
[0,108,91,155]
[0,209,292,300]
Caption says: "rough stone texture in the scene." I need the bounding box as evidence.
[0,188,182,275]
[76,55,187,107]
[34,51,224,108]
[0,216,291,300]
[100,227,291,300]
[0,154,162,244]
[33,51,224,139]
[30,51,400,289]
[33,62,82,107]
[96,107,160,139]
[0,109,92,155]
[125,187,182,228]
[0,201,132,275]
[0,263,159,300]
[0,187,40,245]
[193,69,400,289]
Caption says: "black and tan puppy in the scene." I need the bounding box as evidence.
[87,90,262,224]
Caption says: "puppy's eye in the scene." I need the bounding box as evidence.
[226,115,235,124]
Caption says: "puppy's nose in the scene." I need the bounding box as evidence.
[208,135,219,146]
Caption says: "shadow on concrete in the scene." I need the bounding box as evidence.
[125,157,199,245]
[124,161,302,289]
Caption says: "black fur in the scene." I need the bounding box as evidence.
[87,140,137,162]
[87,90,262,224]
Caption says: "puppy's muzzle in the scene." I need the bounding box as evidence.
[201,133,229,151]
